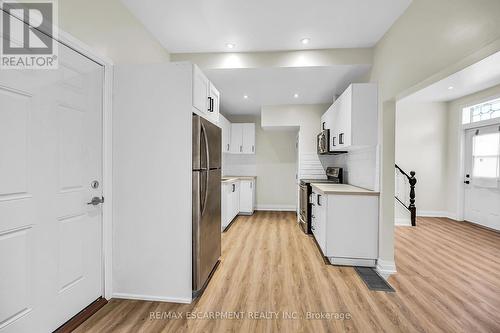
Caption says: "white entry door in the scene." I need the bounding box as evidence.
[0,38,104,331]
[463,125,500,230]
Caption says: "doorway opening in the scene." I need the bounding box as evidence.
[394,50,500,229]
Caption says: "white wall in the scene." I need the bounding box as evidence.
[113,63,193,303]
[225,115,298,210]
[395,102,449,214]
[369,0,500,272]
[261,104,329,179]
[59,0,170,64]
[446,83,500,220]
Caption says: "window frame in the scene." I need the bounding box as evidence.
[471,131,500,180]
[462,96,500,129]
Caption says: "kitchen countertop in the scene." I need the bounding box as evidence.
[221,176,256,183]
[311,183,379,195]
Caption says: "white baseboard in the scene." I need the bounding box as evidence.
[417,210,460,221]
[417,210,449,217]
[376,259,397,280]
[255,204,297,212]
[395,217,411,226]
[112,292,192,304]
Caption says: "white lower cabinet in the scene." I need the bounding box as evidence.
[239,179,255,215]
[231,181,240,220]
[221,182,231,231]
[312,192,327,254]
[221,178,255,231]
[222,181,240,231]
[311,185,379,267]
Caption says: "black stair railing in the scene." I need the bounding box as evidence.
[395,164,417,226]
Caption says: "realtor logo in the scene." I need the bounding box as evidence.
[1,1,58,69]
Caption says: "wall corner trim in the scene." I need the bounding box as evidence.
[376,259,397,280]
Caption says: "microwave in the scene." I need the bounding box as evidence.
[317,129,348,155]
[317,129,330,154]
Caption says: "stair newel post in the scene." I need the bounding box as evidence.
[409,171,417,227]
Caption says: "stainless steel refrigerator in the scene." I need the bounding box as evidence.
[192,114,222,298]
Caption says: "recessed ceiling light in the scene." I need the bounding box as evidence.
[243,95,248,99]
[226,43,235,49]
[300,38,310,45]
[448,86,454,90]
[293,93,299,98]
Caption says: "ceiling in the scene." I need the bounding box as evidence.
[399,51,500,104]
[120,0,412,53]
[205,65,370,115]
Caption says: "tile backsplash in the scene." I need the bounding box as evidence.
[222,153,257,176]
[319,146,379,191]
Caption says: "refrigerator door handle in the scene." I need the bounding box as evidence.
[201,122,210,215]
[201,122,210,170]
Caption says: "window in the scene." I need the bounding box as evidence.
[472,132,500,179]
[462,98,500,125]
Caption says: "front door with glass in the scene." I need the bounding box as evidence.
[463,125,500,230]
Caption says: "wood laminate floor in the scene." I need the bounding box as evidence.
[75,212,500,333]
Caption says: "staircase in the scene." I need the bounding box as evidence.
[395,164,417,226]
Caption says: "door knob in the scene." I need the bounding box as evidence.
[87,196,104,205]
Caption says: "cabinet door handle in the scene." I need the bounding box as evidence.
[240,145,242,152]
[252,145,254,152]
[332,137,336,146]
[250,182,252,189]
[232,184,235,192]
[227,143,230,151]
[339,133,344,144]
[317,194,321,206]
[322,122,325,130]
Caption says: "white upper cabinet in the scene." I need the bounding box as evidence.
[208,82,220,123]
[229,123,255,154]
[241,123,256,154]
[192,65,209,113]
[230,123,244,153]
[322,83,378,151]
[192,64,219,124]
[219,114,231,153]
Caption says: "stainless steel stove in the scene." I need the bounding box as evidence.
[299,167,343,234]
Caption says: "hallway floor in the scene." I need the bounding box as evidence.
[75,213,500,332]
